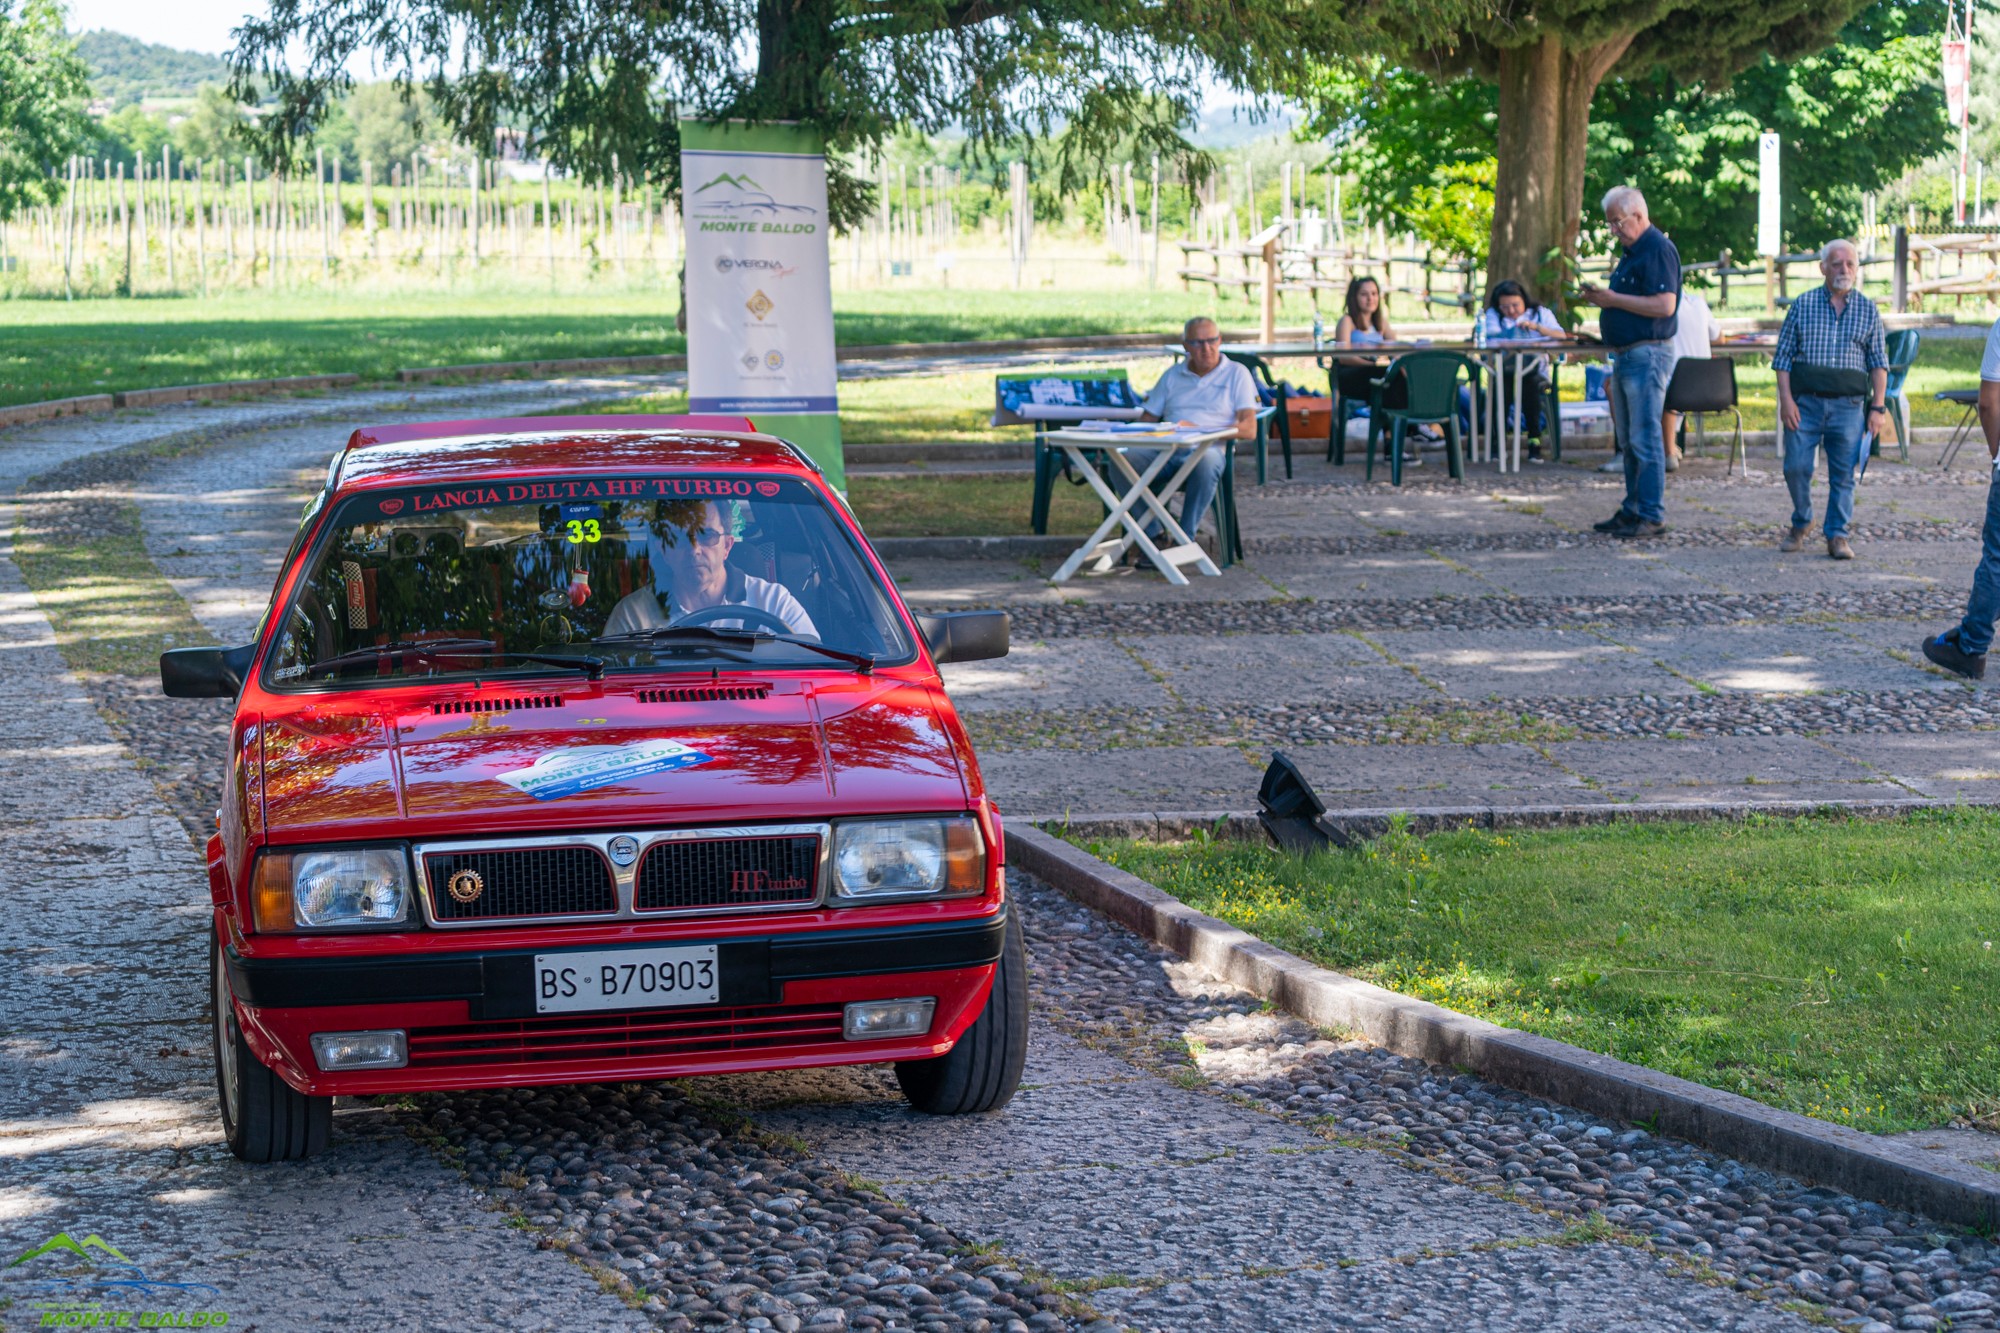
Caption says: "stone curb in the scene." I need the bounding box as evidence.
[1005,821,2000,1230]
[0,375,362,430]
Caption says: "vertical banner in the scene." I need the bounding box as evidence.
[1757,131,1782,258]
[680,120,844,489]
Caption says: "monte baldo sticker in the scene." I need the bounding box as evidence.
[498,741,714,801]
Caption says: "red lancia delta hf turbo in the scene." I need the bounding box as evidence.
[163,416,1023,1161]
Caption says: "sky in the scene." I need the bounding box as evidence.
[65,0,1292,133]
[69,0,257,55]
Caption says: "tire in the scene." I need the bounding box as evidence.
[212,934,332,1162]
[895,909,1029,1115]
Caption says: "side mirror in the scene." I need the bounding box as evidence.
[161,643,257,698]
[916,611,1010,664]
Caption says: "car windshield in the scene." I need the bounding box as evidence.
[265,472,913,687]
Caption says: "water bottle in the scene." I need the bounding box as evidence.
[1473,312,1487,350]
[1311,310,1324,351]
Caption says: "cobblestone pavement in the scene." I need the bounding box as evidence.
[3,395,1992,1332]
[894,447,2000,817]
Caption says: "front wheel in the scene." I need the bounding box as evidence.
[895,909,1029,1114]
[212,934,331,1162]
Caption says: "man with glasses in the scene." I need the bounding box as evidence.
[1581,186,1680,539]
[604,499,818,638]
[1771,239,1887,561]
[1120,316,1259,558]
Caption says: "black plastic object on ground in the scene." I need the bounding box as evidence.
[1258,751,1343,853]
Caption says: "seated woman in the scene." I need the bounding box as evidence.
[1474,279,1567,462]
[604,499,818,639]
[1331,275,1414,458]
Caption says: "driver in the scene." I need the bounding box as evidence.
[604,499,817,639]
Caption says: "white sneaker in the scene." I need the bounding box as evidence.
[1595,456,1623,473]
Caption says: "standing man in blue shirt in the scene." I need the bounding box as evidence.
[1770,240,1888,561]
[1581,187,1680,539]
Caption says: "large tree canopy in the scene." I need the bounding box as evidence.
[0,0,93,221]
[1310,1,1946,272]
[229,0,1458,227]
[1294,0,1874,303]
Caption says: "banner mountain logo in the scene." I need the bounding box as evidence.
[689,173,817,218]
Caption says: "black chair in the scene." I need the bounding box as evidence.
[1665,357,1744,474]
[1939,389,1981,469]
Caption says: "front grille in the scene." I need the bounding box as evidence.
[635,834,821,913]
[432,695,563,715]
[405,1003,847,1068]
[638,685,771,703]
[426,846,614,921]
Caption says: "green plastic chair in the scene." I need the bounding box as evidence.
[1223,351,1293,482]
[1881,328,1921,461]
[1365,351,1478,485]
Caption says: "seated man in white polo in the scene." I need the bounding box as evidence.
[1123,316,1260,551]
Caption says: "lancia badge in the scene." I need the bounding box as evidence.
[446,868,485,904]
[607,835,640,868]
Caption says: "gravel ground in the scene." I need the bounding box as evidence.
[1015,872,2000,1333]
[1241,520,1983,557]
[984,591,1971,639]
[964,688,1996,754]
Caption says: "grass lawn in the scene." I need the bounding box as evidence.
[1078,813,2000,1134]
[0,285,1211,410]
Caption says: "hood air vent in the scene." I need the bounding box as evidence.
[432,695,564,716]
[638,685,772,704]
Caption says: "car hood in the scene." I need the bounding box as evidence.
[257,676,969,842]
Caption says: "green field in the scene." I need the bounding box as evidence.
[3,283,1991,437]
[0,286,1212,409]
[1079,813,2000,1134]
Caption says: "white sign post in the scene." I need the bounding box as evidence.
[680,120,844,488]
[1758,131,1782,258]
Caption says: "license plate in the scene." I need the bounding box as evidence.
[533,945,719,1014]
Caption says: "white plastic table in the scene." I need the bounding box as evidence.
[1044,426,1234,585]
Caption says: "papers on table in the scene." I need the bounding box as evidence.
[1071,420,1215,442]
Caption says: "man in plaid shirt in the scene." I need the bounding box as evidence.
[1770,239,1889,560]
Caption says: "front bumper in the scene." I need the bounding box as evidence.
[227,910,1008,1096]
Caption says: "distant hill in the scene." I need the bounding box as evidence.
[74,30,232,105]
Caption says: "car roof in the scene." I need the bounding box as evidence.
[330,416,823,492]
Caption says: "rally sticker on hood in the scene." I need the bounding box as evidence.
[498,740,713,801]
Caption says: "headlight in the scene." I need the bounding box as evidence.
[831,818,985,902]
[253,847,412,931]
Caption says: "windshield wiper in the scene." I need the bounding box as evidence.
[302,638,606,681]
[595,625,876,673]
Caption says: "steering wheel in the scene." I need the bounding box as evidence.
[670,603,795,635]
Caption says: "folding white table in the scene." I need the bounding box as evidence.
[1044,426,1234,585]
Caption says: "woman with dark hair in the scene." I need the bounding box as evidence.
[1331,275,1414,460]
[1474,279,1567,461]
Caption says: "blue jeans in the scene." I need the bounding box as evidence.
[1783,395,1865,538]
[1610,341,1675,523]
[1955,466,2000,655]
[1118,445,1224,539]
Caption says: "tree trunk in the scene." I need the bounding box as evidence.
[1488,33,1635,311]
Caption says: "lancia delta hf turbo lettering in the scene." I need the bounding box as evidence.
[163,416,1022,1161]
